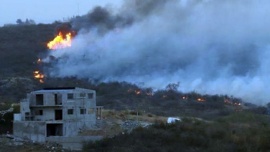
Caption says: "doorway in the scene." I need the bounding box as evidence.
[46,124,63,136]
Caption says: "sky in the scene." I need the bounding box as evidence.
[0,0,122,26]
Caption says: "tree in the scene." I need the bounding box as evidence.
[16,18,36,25]
[166,82,180,91]
[16,19,23,24]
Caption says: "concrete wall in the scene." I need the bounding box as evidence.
[63,119,96,136]
[63,122,80,136]
[14,113,21,121]
[27,108,56,121]
[26,88,96,122]
[15,88,98,141]
[45,109,56,121]
[29,88,95,107]
[45,93,55,105]
[20,100,30,121]
[13,121,46,143]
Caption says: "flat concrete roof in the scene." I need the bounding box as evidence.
[32,87,95,93]
[43,87,76,90]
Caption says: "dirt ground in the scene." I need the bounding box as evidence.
[0,136,62,152]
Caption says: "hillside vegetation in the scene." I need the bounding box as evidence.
[0,23,246,115]
[0,22,269,152]
[84,112,270,152]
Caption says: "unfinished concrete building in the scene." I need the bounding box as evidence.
[13,87,102,145]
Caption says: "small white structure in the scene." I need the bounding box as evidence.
[167,117,181,123]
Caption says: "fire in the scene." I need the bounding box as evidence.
[197,98,205,102]
[33,71,44,79]
[33,70,45,83]
[37,58,42,64]
[32,26,75,83]
[135,90,141,95]
[47,32,72,50]
[39,79,44,84]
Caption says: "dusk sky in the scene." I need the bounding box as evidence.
[0,0,122,26]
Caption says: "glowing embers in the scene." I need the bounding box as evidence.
[37,58,42,64]
[47,32,72,50]
[33,70,44,83]
[33,58,45,83]
[127,88,153,96]
[135,90,141,95]
[197,98,205,102]
[224,98,241,106]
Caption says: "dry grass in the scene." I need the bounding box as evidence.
[79,109,168,137]
[102,109,167,123]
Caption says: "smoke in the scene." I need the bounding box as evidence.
[46,0,270,104]
[71,6,133,34]
[55,23,75,38]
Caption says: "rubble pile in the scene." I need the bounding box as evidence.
[0,134,67,152]
[121,120,151,133]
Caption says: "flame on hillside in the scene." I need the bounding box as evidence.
[127,88,153,96]
[33,24,75,83]
[37,58,42,64]
[47,32,73,50]
[33,58,45,83]
[33,70,44,83]
[197,98,205,102]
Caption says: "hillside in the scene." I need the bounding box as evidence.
[0,23,55,102]
[0,22,265,119]
[0,19,269,152]
[1,1,270,151]
[0,24,55,76]
[84,112,270,152]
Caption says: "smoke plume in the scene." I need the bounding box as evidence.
[46,0,270,104]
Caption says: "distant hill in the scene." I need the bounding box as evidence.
[0,24,57,77]
[0,22,263,119]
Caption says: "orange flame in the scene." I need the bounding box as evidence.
[197,98,205,102]
[33,70,45,83]
[39,79,44,84]
[47,32,72,50]
[33,71,44,79]
[135,90,141,95]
